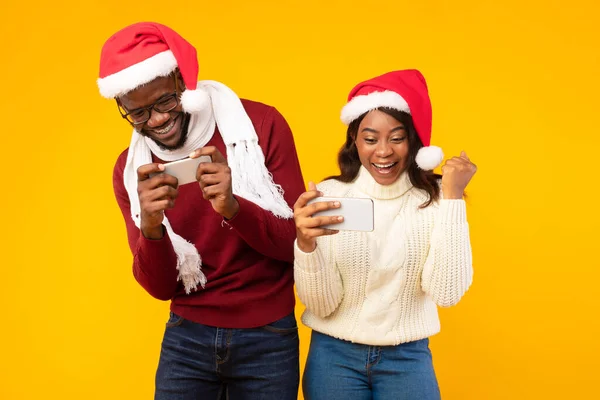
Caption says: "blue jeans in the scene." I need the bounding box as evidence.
[303,331,440,400]
[155,311,300,400]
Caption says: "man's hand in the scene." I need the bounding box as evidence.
[137,163,179,239]
[191,146,239,220]
[441,151,477,199]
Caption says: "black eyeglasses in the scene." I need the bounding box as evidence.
[117,75,180,126]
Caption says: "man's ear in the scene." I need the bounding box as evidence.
[174,68,185,90]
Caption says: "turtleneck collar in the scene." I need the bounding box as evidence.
[353,165,413,200]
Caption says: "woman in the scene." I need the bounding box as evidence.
[293,69,476,400]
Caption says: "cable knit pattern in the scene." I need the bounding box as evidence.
[294,166,473,346]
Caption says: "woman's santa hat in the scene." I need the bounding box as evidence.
[341,69,444,170]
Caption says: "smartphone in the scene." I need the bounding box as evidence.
[307,196,374,232]
[151,156,212,185]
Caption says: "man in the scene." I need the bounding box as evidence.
[97,22,305,399]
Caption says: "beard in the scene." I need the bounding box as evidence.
[140,112,192,151]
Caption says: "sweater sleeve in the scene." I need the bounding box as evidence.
[421,199,473,307]
[225,106,305,264]
[113,155,179,301]
[293,230,344,318]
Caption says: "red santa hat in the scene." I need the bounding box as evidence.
[340,69,444,170]
[97,21,208,113]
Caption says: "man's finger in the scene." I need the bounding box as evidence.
[201,183,227,199]
[147,185,179,202]
[198,173,222,188]
[190,146,226,164]
[148,172,179,189]
[137,163,165,182]
[197,162,225,176]
[147,199,175,213]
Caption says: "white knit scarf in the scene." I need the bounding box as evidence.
[123,80,293,293]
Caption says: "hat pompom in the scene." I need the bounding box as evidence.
[416,145,444,170]
[181,88,210,113]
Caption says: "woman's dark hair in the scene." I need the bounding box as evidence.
[325,107,442,208]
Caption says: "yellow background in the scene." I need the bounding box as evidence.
[1,0,598,399]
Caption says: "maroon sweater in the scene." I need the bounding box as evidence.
[112,100,305,328]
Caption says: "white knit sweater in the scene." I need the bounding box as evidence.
[294,166,473,346]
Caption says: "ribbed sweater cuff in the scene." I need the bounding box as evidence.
[137,225,176,262]
[438,200,467,224]
[294,240,325,273]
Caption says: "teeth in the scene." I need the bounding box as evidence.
[155,119,175,135]
[373,162,396,168]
